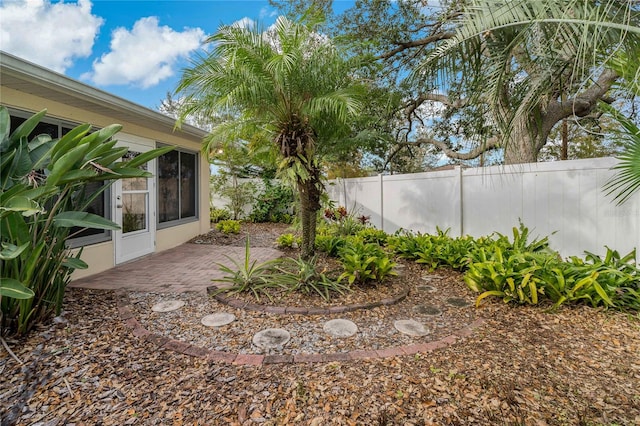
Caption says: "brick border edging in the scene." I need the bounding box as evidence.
[206,285,410,315]
[115,290,484,366]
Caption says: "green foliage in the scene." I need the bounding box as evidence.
[464,248,551,306]
[176,15,364,258]
[215,220,241,235]
[381,221,638,310]
[213,238,349,302]
[211,238,283,301]
[315,234,347,257]
[275,233,300,249]
[323,205,366,236]
[337,239,397,285]
[602,100,640,205]
[209,207,231,223]
[388,228,478,271]
[270,255,350,302]
[356,227,388,246]
[211,175,255,221]
[335,216,365,236]
[464,234,640,310]
[0,107,172,335]
[250,179,295,223]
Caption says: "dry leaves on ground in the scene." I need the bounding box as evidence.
[1,223,639,425]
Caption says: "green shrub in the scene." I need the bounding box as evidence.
[0,107,172,335]
[356,227,388,246]
[212,239,349,302]
[270,256,350,301]
[210,174,255,221]
[216,219,241,234]
[315,234,347,257]
[210,207,231,223]
[211,237,283,301]
[337,240,397,285]
[275,233,300,249]
[250,179,294,223]
[464,229,640,311]
[387,231,431,260]
[464,248,552,306]
[322,205,367,236]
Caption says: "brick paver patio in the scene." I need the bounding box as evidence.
[70,244,282,293]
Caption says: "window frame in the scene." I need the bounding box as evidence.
[7,108,112,248]
[156,143,199,229]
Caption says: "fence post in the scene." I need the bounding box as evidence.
[458,166,464,237]
[339,177,346,208]
[379,173,384,231]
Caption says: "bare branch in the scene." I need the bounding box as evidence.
[567,69,620,116]
[422,136,501,160]
[378,32,455,60]
[384,135,501,170]
[403,93,468,117]
[548,68,619,120]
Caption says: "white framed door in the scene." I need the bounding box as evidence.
[113,141,156,264]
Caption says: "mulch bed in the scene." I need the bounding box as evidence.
[128,263,475,356]
[1,222,639,425]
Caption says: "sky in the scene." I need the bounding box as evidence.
[0,0,354,110]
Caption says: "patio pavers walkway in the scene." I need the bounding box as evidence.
[69,244,282,293]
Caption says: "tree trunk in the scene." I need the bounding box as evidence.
[297,176,321,259]
[503,115,553,164]
[503,129,539,164]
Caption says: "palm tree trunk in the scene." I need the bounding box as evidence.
[297,176,320,259]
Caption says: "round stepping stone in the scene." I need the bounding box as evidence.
[252,328,291,350]
[323,319,358,337]
[446,297,471,307]
[416,285,437,293]
[393,264,406,274]
[394,319,429,337]
[412,304,442,316]
[151,300,185,312]
[421,275,443,282]
[201,313,236,327]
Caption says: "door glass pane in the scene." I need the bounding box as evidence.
[122,193,147,233]
[122,150,148,191]
[180,152,196,218]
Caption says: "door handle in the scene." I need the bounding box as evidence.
[116,204,123,208]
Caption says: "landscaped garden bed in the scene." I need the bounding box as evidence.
[2,222,639,425]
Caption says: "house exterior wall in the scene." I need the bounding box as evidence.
[1,87,211,279]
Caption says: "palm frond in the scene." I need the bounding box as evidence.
[602,103,640,205]
[418,0,639,159]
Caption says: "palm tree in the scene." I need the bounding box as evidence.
[603,47,640,204]
[176,16,363,257]
[422,0,640,164]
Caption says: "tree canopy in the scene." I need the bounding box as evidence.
[175,15,364,256]
[324,0,640,165]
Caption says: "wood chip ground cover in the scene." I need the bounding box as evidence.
[1,223,639,425]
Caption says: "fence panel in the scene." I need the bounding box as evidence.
[383,170,461,235]
[329,157,640,258]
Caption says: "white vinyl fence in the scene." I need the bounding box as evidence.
[327,157,640,259]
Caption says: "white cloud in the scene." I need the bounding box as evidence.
[232,17,256,29]
[84,16,205,88]
[0,0,103,72]
[259,6,277,20]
